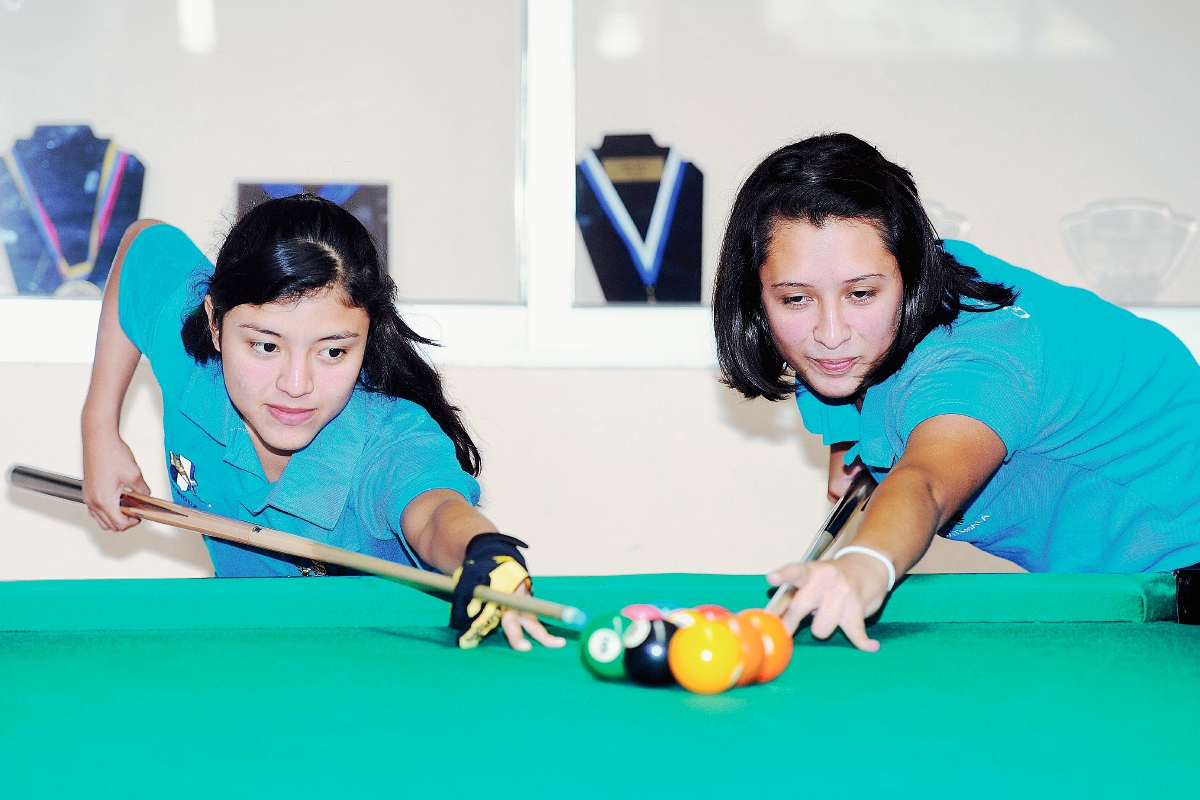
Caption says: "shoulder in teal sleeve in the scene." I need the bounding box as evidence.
[118,224,210,365]
[866,294,1042,462]
[852,240,1200,572]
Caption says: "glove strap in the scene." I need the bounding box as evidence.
[464,533,529,567]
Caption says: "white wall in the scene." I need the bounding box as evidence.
[0,361,1019,579]
[25,0,1200,580]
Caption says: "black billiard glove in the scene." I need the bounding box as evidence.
[450,533,532,649]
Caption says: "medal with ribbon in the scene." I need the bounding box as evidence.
[1,140,129,284]
[578,149,687,303]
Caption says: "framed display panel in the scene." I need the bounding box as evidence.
[0,125,145,297]
[3,0,1200,369]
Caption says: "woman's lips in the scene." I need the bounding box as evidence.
[810,357,858,376]
[267,405,317,426]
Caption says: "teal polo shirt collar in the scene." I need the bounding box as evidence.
[178,364,268,484]
[179,363,237,448]
[794,382,898,470]
[178,363,372,531]
[857,381,898,469]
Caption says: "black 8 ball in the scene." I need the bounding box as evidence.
[622,619,677,686]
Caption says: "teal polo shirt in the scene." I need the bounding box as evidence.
[796,240,1200,573]
[118,224,481,577]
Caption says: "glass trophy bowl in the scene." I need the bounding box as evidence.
[1060,199,1198,305]
[924,201,971,242]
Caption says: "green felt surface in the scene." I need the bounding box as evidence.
[1,574,1197,799]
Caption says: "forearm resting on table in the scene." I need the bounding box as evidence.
[400,489,498,575]
[409,493,561,651]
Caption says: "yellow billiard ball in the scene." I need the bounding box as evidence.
[667,619,743,695]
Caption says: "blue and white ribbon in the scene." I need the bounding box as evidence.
[579,149,686,289]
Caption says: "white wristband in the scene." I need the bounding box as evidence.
[834,545,897,592]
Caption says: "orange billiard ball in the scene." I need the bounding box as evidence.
[722,614,765,687]
[667,618,743,695]
[736,609,793,683]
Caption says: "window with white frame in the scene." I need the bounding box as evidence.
[2,0,1199,369]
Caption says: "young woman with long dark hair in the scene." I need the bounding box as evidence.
[714,134,1200,650]
[82,194,563,651]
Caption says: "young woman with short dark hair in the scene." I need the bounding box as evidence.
[714,134,1200,650]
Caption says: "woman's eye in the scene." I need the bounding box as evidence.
[251,342,278,354]
[783,294,810,306]
[321,347,347,359]
[849,289,876,302]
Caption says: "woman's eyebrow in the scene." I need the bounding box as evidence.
[237,323,281,336]
[235,324,359,341]
[770,273,887,289]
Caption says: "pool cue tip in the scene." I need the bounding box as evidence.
[561,607,588,627]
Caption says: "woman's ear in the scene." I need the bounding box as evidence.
[204,295,221,353]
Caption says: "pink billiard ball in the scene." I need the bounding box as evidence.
[621,603,664,622]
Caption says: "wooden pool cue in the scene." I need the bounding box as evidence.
[764,469,877,616]
[8,464,587,627]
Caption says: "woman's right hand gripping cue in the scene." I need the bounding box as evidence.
[767,554,892,652]
[81,433,151,532]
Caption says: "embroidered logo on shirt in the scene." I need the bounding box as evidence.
[299,560,329,577]
[952,514,991,536]
[168,451,204,500]
[169,451,196,493]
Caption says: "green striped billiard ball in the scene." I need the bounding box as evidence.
[581,611,631,680]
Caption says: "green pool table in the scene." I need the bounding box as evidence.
[1,572,1196,798]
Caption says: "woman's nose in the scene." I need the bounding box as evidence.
[279,354,313,397]
[813,303,851,349]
